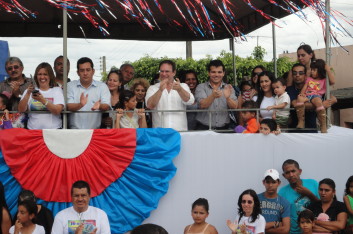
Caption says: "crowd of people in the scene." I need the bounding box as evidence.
[0,44,337,133]
[1,159,353,234]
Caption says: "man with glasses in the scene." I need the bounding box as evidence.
[0,57,31,111]
[195,59,238,130]
[287,63,335,132]
[146,60,194,131]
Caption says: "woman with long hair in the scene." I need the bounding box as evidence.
[227,189,265,234]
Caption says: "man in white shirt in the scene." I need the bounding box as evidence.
[145,60,194,131]
[51,181,110,234]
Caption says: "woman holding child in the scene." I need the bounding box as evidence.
[253,71,276,120]
[307,178,347,233]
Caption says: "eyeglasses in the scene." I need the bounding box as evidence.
[241,200,253,204]
[159,70,172,74]
[252,72,261,77]
[6,65,20,71]
[292,71,305,75]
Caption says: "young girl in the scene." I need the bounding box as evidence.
[184,198,218,234]
[344,176,353,234]
[115,90,147,129]
[298,209,315,234]
[0,94,13,130]
[238,81,255,107]
[10,200,45,234]
[296,59,335,133]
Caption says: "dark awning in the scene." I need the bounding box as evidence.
[0,0,307,41]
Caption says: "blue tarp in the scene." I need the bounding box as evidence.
[0,40,9,82]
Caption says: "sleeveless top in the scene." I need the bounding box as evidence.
[186,223,209,234]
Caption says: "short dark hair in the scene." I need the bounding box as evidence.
[282,159,300,171]
[192,198,209,213]
[239,80,253,90]
[260,119,277,132]
[71,180,90,195]
[54,55,70,65]
[207,59,225,72]
[292,63,307,74]
[0,94,9,108]
[120,63,134,71]
[242,100,258,114]
[159,60,176,72]
[273,78,286,87]
[131,224,168,234]
[298,209,314,223]
[77,57,94,70]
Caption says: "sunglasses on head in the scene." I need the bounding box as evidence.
[7,65,20,71]
[241,200,253,204]
[292,71,305,75]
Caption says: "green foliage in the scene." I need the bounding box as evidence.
[252,46,267,60]
[103,48,295,86]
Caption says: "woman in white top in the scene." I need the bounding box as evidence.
[115,90,147,128]
[253,71,276,120]
[9,200,45,234]
[227,189,266,234]
[18,63,64,129]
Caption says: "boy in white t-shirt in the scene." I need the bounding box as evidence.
[266,78,290,128]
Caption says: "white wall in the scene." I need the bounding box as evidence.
[143,127,353,234]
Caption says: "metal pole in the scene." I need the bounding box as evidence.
[186,41,192,59]
[272,21,277,77]
[229,38,237,86]
[63,8,68,129]
[325,0,331,126]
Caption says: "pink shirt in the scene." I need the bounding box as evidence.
[305,77,326,96]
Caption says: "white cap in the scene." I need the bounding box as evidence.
[264,169,280,180]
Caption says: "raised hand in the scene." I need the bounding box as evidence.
[172,78,182,92]
[159,78,168,91]
[80,93,88,108]
[91,99,101,111]
[223,84,234,99]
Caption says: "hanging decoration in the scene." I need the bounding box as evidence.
[0,0,352,41]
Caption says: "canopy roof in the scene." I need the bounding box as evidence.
[0,0,307,41]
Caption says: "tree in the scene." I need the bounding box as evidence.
[102,47,294,85]
[252,46,266,60]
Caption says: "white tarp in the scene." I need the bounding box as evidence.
[143,126,353,234]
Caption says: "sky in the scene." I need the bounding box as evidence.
[1,0,353,80]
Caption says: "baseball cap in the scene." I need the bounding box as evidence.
[264,169,280,180]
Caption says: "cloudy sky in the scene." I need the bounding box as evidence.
[1,0,352,80]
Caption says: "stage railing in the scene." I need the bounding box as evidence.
[2,107,323,132]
